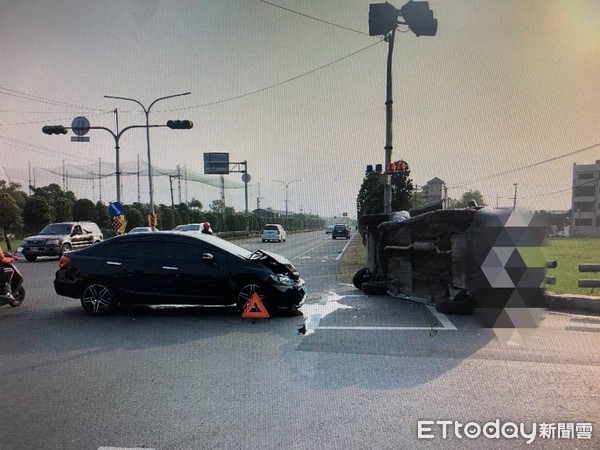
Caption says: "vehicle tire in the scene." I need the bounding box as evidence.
[235,282,270,312]
[80,281,119,316]
[434,298,472,315]
[24,255,37,262]
[60,243,72,256]
[352,267,370,290]
[262,239,266,243]
[361,282,388,295]
[8,286,25,307]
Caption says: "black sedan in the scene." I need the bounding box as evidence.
[54,231,307,316]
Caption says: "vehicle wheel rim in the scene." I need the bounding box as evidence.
[62,245,71,254]
[82,284,113,314]
[9,288,24,307]
[237,284,265,310]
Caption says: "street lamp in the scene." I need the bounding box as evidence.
[104,92,191,214]
[273,179,301,220]
[369,2,437,213]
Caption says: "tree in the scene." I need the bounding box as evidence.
[54,197,73,222]
[456,190,487,207]
[124,206,144,231]
[189,198,203,210]
[210,199,225,213]
[31,183,76,205]
[357,167,413,223]
[0,180,27,209]
[72,198,98,222]
[158,205,175,230]
[96,202,110,229]
[22,196,53,233]
[176,203,190,225]
[0,193,21,250]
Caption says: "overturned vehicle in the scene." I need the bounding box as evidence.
[354,202,549,321]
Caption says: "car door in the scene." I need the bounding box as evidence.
[155,238,231,304]
[70,225,86,250]
[99,237,162,303]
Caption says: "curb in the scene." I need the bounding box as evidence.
[544,292,600,314]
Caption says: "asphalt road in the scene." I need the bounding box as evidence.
[0,230,599,449]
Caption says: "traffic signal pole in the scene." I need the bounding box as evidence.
[384,27,396,214]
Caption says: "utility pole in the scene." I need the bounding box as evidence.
[512,183,518,209]
[98,158,102,202]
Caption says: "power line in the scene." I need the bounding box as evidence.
[164,40,383,112]
[258,0,370,36]
[0,134,97,164]
[0,86,107,112]
[0,111,112,127]
[448,142,600,190]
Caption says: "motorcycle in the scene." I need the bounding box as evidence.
[1,258,25,308]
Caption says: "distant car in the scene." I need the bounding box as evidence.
[262,224,286,242]
[19,221,103,262]
[128,227,155,234]
[325,225,334,234]
[54,231,306,315]
[332,224,350,240]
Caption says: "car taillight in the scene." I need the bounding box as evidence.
[59,255,71,269]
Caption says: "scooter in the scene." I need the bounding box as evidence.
[1,260,25,308]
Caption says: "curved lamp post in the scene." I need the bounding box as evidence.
[273,179,301,220]
[105,92,191,214]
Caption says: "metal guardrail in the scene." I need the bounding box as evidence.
[578,264,600,289]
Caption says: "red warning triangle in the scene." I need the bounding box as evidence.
[241,293,270,319]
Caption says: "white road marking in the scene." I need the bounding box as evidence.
[300,292,353,335]
[335,233,356,260]
[426,305,457,330]
[292,232,356,260]
[300,294,457,334]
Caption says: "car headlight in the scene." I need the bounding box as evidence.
[269,273,294,286]
[46,239,60,245]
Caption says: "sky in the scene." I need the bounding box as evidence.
[1,0,599,218]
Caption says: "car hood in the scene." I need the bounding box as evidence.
[251,249,300,280]
[25,234,65,241]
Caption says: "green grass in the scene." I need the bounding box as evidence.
[546,237,600,296]
[337,236,600,297]
[0,239,22,253]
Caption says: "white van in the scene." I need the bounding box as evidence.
[261,224,286,242]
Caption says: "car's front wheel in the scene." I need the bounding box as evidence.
[60,243,72,256]
[24,254,37,262]
[236,282,269,312]
[80,281,119,316]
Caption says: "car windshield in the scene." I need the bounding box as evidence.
[263,225,278,231]
[175,224,201,231]
[39,224,71,235]
[182,232,252,259]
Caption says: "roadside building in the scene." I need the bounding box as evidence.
[571,160,600,236]
[421,177,446,203]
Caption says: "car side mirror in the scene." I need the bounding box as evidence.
[201,253,214,262]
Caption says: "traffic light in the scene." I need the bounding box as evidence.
[400,1,437,37]
[42,125,68,135]
[167,120,193,130]
[369,2,399,36]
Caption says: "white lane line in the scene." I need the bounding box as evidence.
[291,232,357,260]
[318,326,454,331]
[335,233,357,261]
[292,240,330,260]
[426,305,457,330]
